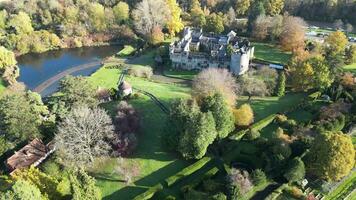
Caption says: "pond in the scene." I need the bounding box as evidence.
[17,45,121,96]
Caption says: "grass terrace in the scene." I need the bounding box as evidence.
[117,45,136,57]
[163,69,198,80]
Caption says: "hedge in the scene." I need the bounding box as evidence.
[180,167,219,192]
[165,157,212,187]
[132,183,164,200]
[264,184,288,200]
[229,114,277,140]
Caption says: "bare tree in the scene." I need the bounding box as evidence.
[346,23,353,33]
[253,15,272,40]
[113,157,141,184]
[192,68,238,106]
[237,75,268,99]
[228,168,253,195]
[55,106,115,168]
[132,0,171,36]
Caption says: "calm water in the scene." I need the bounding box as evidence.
[17,45,120,96]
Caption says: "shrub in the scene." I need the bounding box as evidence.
[285,186,303,199]
[275,71,286,97]
[315,114,345,133]
[283,157,305,183]
[233,104,254,127]
[211,193,227,200]
[128,66,153,79]
[41,161,61,178]
[251,169,267,185]
[244,129,261,140]
[227,168,253,196]
[202,179,222,193]
[275,114,288,123]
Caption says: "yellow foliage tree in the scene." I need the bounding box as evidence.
[233,104,254,126]
[324,31,348,55]
[166,0,184,36]
[265,0,284,16]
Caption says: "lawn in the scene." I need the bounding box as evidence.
[252,42,292,65]
[163,69,198,80]
[343,63,356,74]
[117,45,136,57]
[88,59,192,199]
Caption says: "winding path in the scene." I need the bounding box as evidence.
[33,61,102,94]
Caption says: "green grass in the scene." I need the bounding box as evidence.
[88,61,192,199]
[252,42,292,65]
[237,93,306,121]
[0,78,5,94]
[117,45,136,57]
[343,63,356,74]
[163,70,198,80]
[325,170,356,200]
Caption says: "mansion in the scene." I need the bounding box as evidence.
[169,27,254,75]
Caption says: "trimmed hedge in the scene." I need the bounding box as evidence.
[229,114,277,140]
[165,157,212,187]
[132,183,164,200]
[180,167,219,193]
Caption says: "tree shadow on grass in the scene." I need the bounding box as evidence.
[103,185,148,200]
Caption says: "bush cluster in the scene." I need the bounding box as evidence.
[128,66,153,79]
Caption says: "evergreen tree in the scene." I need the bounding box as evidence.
[276,71,286,97]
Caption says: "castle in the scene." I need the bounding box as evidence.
[169,27,254,75]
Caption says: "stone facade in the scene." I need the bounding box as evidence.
[169,27,254,75]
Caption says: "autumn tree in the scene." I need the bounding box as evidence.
[306,132,355,182]
[265,0,285,16]
[200,93,235,139]
[0,46,18,85]
[86,2,106,32]
[55,106,115,168]
[233,104,254,126]
[149,26,164,45]
[166,0,184,36]
[280,15,306,51]
[132,0,170,39]
[235,0,251,16]
[193,68,237,106]
[252,15,271,40]
[7,11,33,34]
[324,31,348,68]
[205,13,224,34]
[190,0,206,27]
[113,2,130,23]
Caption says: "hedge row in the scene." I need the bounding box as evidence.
[132,183,164,200]
[264,184,288,200]
[165,157,212,187]
[229,114,277,140]
[180,167,219,192]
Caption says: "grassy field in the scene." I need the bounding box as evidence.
[325,170,356,200]
[88,47,194,199]
[343,63,356,74]
[252,42,292,65]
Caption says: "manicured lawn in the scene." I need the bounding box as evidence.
[88,65,192,199]
[117,45,136,57]
[252,42,292,65]
[237,93,306,121]
[343,63,356,74]
[163,69,198,80]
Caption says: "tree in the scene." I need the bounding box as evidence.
[265,0,284,16]
[58,75,98,109]
[252,15,271,40]
[193,68,237,106]
[201,93,235,139]
[12,166,60,200]
[0,46,18,85]
[233,104,254,126]
[132,0,170,37]
[247,0,265,33]
[269,15,283,40]
[166,0,184,36]
[283,157,305,183]
[69,169,101,200]
[333,19,344,30]
[87,2,106,32]
[306,132,355,182]
[309,55,334,90]
[7,11,33,34]
[205,13,224,34]
[237,75,269,98]
[178,110,217,159]
[114,101,140,134]
[113,2,130,23]
[148,26,164,45]
[2,180,43,200]
[55,106,115,168]
[190,0,206,27]
[235,0,251,16]
[324,31,348,69]
[276,71,286,97]
[224,8,236,29]
[0,93,42,146]
[345,23,353,34]
[280,15,306,51]
[345,45,356,65]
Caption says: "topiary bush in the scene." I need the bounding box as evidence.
[251,169,267,185]
[233,104,254,127]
